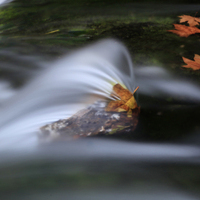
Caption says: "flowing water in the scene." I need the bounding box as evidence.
[0,39,135,148]
[0,38,200,200]
[1,1,200,200]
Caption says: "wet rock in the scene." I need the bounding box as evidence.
[39,101,140,142]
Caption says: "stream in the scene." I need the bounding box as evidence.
[0,1,200,200]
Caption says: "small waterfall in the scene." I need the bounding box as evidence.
[0,39,135,149]
[0,38,200,200]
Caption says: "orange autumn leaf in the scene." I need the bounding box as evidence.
[179,15,200,27]
[168,24,200,37]
[182,54,200,70]
[105,83,139,117]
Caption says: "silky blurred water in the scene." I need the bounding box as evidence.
[1,1,200,199]
[0,38,200,200]
[0,39,135,149]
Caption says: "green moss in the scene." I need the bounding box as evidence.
[109,125,131,135]
[88,19,200,80]
[0,1,199,79]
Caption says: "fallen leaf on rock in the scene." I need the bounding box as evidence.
[182,54,200,70]
[105,83,139,117]
[179,15,200,26]
[168,24,200,37]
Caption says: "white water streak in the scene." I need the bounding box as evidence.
[0,39,134,150]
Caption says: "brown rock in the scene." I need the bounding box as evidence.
[39,101,140,142]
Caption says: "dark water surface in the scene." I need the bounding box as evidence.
[0,1,200,199]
